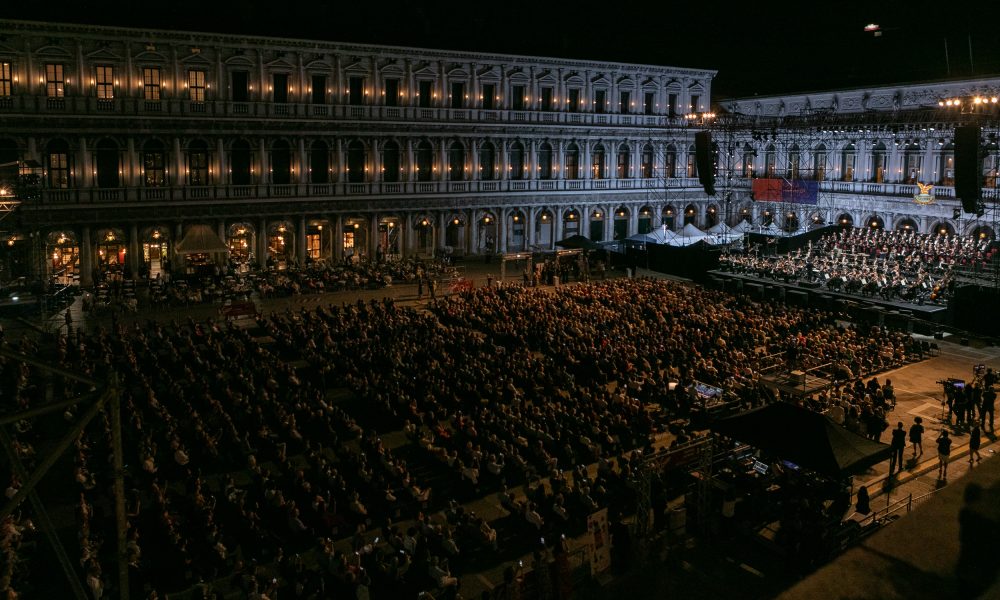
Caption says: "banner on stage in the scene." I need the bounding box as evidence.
[751,178,819,205]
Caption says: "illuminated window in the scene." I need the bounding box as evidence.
[188,70,206,102]
[188,140,210,185]
[307,233,321,259]
[95,65,114,99]
[143,67,161,100]
[143,140,166,187]
[592,144,606,179]
[0,62,12,96]
[45,63,65,98]
[47,141,71,188]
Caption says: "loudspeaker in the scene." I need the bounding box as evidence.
[955,126,981,213]
[694,131,715,195]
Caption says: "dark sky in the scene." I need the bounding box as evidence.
[6,0,998,99]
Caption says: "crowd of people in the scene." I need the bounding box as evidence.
[0,275,930,599]
[83,256,455,314]
[719,227,996,305]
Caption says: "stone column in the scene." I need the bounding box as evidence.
[258,218,268,266]
[259,139,268,184]
[297,216,307,265]
[126,138,138,187]
[554,209,563,247]
[498,209,508,254]
[334,214,344,261]
[128,223,139,280]
[80,226,93,287]
[526,209,536,248]
[173,137,183,187]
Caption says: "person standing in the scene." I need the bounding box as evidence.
[889,422,907,475]
[937,430,952,480]
[909,417,924,458]
[417,277,424,300]
[981,385,996,432]
[969,425,982,464]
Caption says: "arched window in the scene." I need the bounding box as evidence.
[46,139,72,188]
[616,144,630,179]
[538,142,553,179]
[764,144,776,177]
[448,141,466,181]
[95,139,120,188]
[939,143,955,185]
[665,144,677,178]
[142,140,167,187]
[416,140,433,181]
[382,140,401,183]
[230,139,253,185]
[187,140,210,186]
[871,142,886,183]
[347,140,366,183]
[509,142,525,180]
[787,144,800,179]
[741,143,755,178]
[310,140,330,184]
[641,144,654,178]
[479,142,496,181]
[686,145,697,178]
[592,143,606,179]
[903,143,922,184]
[841,143,856,181]
[564,143,579,179]
[271,139,292,184]
[813,144,827,181]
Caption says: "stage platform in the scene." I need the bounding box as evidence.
[760,369,832,397]
[707,270,949,326]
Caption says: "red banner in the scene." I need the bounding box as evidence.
[751,178,784,201]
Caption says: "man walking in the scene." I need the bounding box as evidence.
[889,421,907,475]
[909,417,924,458]
[937,430,952,480]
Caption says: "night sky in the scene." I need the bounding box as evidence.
[6,0,998,99]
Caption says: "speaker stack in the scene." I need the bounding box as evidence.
[954,126,982,214]
[694,131,715,196]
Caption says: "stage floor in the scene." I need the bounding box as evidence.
[707,270,949,323]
